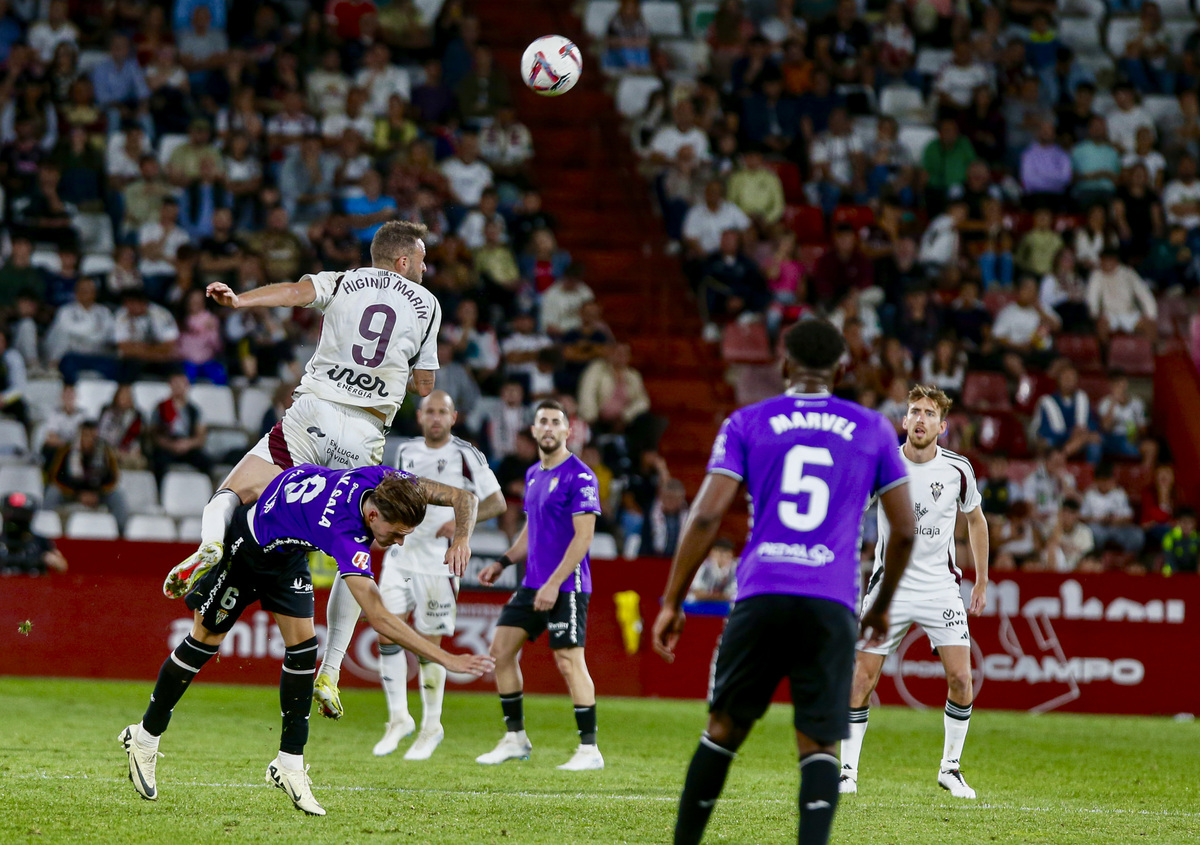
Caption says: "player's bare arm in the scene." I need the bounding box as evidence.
[341,573,493,676]
[652,473,741,663]
[417,477,478,576]
[478,523,528,586]
[966,506,990,615]
[206,278,318,309]
[437,490,507,539]
[533,512,596,611]
[408,369,436,397]
[861,482,916,646]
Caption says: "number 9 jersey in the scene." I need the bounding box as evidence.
[706,390,908,612]
[298,268,442,425]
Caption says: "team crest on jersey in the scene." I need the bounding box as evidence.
[914,502,929,522]
[215,609,228,625]
[549,477,559,493]
[352,551,371,570]
[437,458,447,474]
[930,481,944,502]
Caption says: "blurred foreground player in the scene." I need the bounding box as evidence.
[122,466,493,815]
[652,320,916,845]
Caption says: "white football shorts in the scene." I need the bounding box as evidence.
[379,565,460,637]
[858,584,971,655]
[248,394,386,471]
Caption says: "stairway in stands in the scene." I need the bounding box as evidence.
[476,1,731,494]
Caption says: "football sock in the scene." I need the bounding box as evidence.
[675,733,736,845]
[379,643,411,722]
[418,657,447,730]
[798,752,840,845]
[574,704,597,745]
[500,691,524,733]
[142,636,218,736]
[318,574,361,683]
[277,750,304,771]
[199,489,240,548]
[280,637,318,755]
[942,699,972,769]
[840,706,869,774]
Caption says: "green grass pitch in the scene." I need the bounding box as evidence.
[1,677,1195,844]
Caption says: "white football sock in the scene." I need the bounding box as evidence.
[136,723,159,751]
[840,706,869,774]
[200,489,241,548]
[418,658,447,730]
[277,750,304,771]
[318,574,361,682]
[942,700,972,769]
[379,645,411,722]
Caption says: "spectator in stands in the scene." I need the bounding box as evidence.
[45,419,128,534]
[520,228,572,294]
[178,6,230,94]
[322,88,374,146]
[177,157,230,243]
[579,341,659,462]
[685,537,738,603]
[91,33,151,138]
[149,370,210,481]
[1142,463,1176,549]
[918,199,967,270]
[740,69,800,157]
[137,197,190,302]
[246,205,306,284]
[500,310,553,387]
[114,288,180,379]
[922,118,976,212]
[991,275,1060,362]
[196,207,243,289]
[604,0,652,73]
[1086,248,1158,344]
[1071,116,1121,206]
[14,163,78,250]
[1033,362,1102,463]
[41,248,82,309]
[561,300,613,393]
[1022,448,1077,530]
[1115,164,1164,269]
[810,224,873,308]
[1097,376,1147,460]
[455,44,511,126]
[122,155,174,235]
[726,146,785,230]
[540,263,594,339]
[1107,83,1156,156]
[11,292,41,372]
[1081,462,1144,554]
[458,188,506,251]
[1020,120,1073,209]
[480,379,529,460]
[647,100,712,167]
[280,135,336,225]
[474,221,521,307]
[1162,153,1200,234]
[1162,507,1199,575]
[642,477,689,559]
[433,340,480,422]
[0,327,27,427]
[106,125,149,193]
[342,169,397,249]
[266,91,319,160]
[176,288,225,385]
[356,42,411,117]
[1016,208,1065,279]
[166,119,222,188]
[1043,499,1097,573]
[0,491,67,576]
[681,178,751,271]
[992,500,1042,571]
[47,278,119,384]
[0,238,41,314]
[444,299,501,388]
[707,0,755,80]
[494,430,537,540]
[97,383,146,470]
[478,106,534,182]
[1122,4,1172,94]
[935,39,992,117]
[919,336,966,400]
[807,106,863,213]
[979,456,1021,519]
[441,131,493,208]
[1073,205,1120,273]
[1039,246,1091,332]
[698,229,768,336]
[28,0,78,65]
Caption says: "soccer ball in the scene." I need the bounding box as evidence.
[520,35,582,97]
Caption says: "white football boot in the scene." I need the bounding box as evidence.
[938,767,977,799]
[118,723,162,800]
[403,726,445,761]
[557,744,604,771]
[372,716,416,757]
[475,731,532,764]
[266,759,326,816]
[163,542,224,598]
[838,768,858,794]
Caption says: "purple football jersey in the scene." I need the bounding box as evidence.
[255,464,419,578]
[707,392,907,610]
[522,454,602,593]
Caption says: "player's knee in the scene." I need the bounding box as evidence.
[704,713,748,751]
[947,670,973,700]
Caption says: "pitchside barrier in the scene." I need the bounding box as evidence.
[2,541,1197,717]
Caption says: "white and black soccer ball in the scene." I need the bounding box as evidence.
[520,35,582,97]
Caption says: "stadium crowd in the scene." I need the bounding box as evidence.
[603,0,1199,574]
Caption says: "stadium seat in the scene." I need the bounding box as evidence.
[897,125,938,165]
[1057,334,1104,373]
[157,133,189,168]
[689,1,718,36]
[1105,18,1141,58]
[657,38,710,76]
[732,363,784,406]
[641,1,684,37]
[0,465,44,500]
[77,49,108,75]
[75,379,118,418]
[583,0,620,38]
[162,471,214,518]
[1014,372,1055,415]
[1061,0,1107,19]
[119,470,161,515]
[879,85,927,122]
[1058,18,1103,55]
[65,511,120,540]
[73,212,114,256]
[238,387,273,435]
[962,372,1013,412]
[615,75,663,118]
[1065,462,1095,492]
[721,320,774,364]
[190,384,238,427]
[766,160,804,204]
[783,205,826,244]
[914,48,952,76]
[131,381,172,418]
[471,528,510,557]
[29,249,61,273]
[32,509,61,538]
[1107,335,1155,376]
[1006,459,1038,485]
[1156,0,1193,19]
[0,420,29,456]
[1143,94,1184,129]
[1157,293,1192,338]
[982,290,1015,316]
[591,533,620,559]
[205,428,249,461]
[975,413,1029,457]
[1077,372,1110,404]
[125,514,178,542]
[80,253,115,276]
[1075,53,1115,81]
[178,516,203,542]
[832,205,875,230]
[24,379,63,422]
[1113,462,1152,495]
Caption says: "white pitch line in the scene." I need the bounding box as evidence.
[12,773,1200,819]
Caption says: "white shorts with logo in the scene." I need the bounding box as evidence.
[247,394,386,471]
[858,584,970,655]
[379,565,460,637]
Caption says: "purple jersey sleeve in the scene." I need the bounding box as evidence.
[706,413,747,481]
[873,416,908,496]
[569,469,603,516]
[330,536,375,578]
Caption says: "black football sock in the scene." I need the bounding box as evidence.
[142,636,218,736]
[574,704,597,745]
[500,691,525,733]
[797,752,840,845]
[279,637,318,755]
[675,733,736,845]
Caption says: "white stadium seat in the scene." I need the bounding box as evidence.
[73,212,114,256]
[65,511,120,540]
[30,249,61,273]
[205,428,249,461]
[615,75,664,117]
[1143,94,1184,128]
[471,528,511,557]
[590,533,620,560]
[0,419,29,455]
[157,134,189,169]
[125,514,178,542]
[658,38,710,76]
[1092,91,1117,116]
[583,0,620,38]
[132,381,172,418]
[1105,18,1141,58]
[75,379,118,418]
[1059,18,1103,56]
[119,470,161,515]
[0,465,44,500]
[1060,0,1106,20]
[238,387,273,435]
[24,379,63,422]
[898,125,939,165]
[32,509,62,538]
[915,48,952,76]
[190,384,238,428]
[162,471,214,518]
[1156,0,1193,19]
[178,516,203,542]
[642,1,684,37]
[879,84,927,122]
[77,49,108,75]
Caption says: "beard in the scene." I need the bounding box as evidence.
[538,434,565,455]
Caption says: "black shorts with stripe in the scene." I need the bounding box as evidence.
[184,505,314,633]
[709,594,858,745]
[497,587,590,649]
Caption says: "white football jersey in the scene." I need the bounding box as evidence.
[386,436,502,575]
[873,446,981,597]
[297,268,442,425]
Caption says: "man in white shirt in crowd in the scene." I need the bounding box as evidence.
[682,179,752,260]
[1105,82,1155,155]
[38,383,84,467]
[1097,375,1147,460]
[106,125,150,191]
[919,200,967,270]
[137,198,191,301]
[320,87,375,146]
[28,0,78,64]
[647,101,712,168]
[500,311,554,384]
[540,263,595,339]
[356,42,411,117]
[1021,448,1077,532]
[934,40,993,113]
[990,275,1060,359]
[441,132,495,207]
[685,537,738,603]
[808,107,865,209]
[45,278,119,384]
[1085,249,1158,343]
[480,106,534,180]
[1043,499,1097,572]
[457,188,507,251]
[114,288,181,379]
[306,48,351,118]
[480,380,530,459]
[1161,153,1200,232]
[1080,462,1143,553]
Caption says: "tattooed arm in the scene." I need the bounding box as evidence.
[417,478,478,576]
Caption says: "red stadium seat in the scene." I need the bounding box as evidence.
[767,160,804,204]
[1006,459,1038,485]
[832,205,875,230]
[1057,334,1104,373]
[983,290,1015,316]
[1113,463,1152,497]
[796,244,827,268]
[975,413,1030,457]
[1014,371,1055,415]
[721,320,774,364]
[1107,335,1155,376]
[962,372,1012,412]
[1078,373,1111,405]
[783,205,826,244]
[1065,462,1095,492]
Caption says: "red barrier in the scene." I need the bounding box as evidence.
[2,541,1197,715]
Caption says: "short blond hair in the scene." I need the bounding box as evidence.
[370,220,427,266]
[908,384,953,420]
